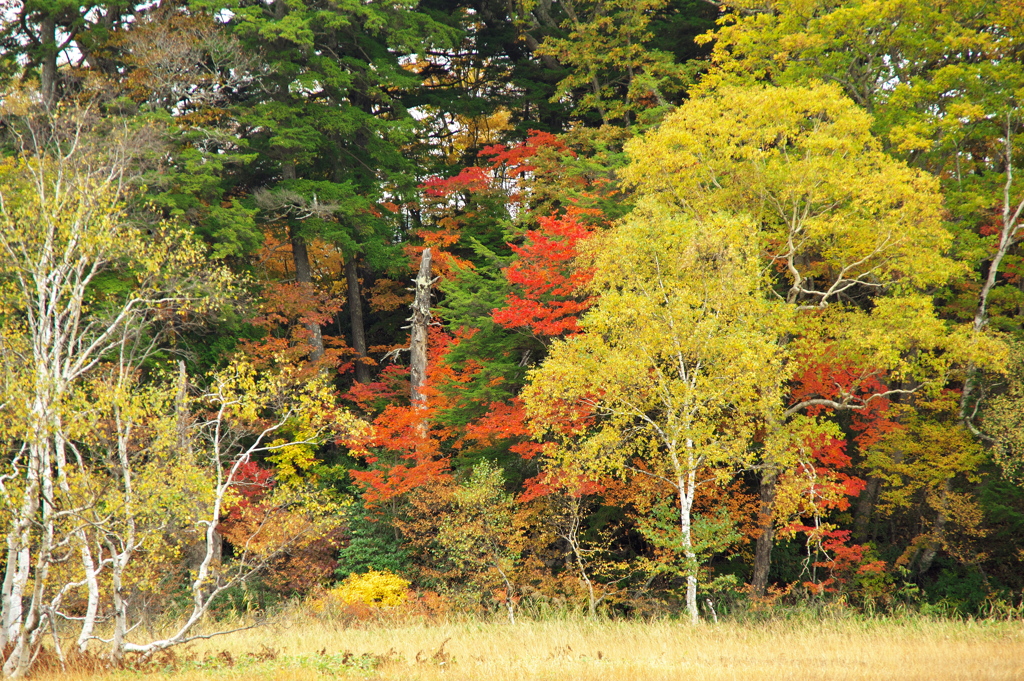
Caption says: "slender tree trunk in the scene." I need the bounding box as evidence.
[282,160,325,363]
[345,256,370,383]
[76,542,101,654]
[961,114,1023,426]
[853,476,882,542]
[917,480,950,575]
[108,543,128,664]
[680,484,698,625]
[52,425,100,655]
[39,15,58,109]
[563,496,599,618]
[751,469,778,597]
[410,248,433,406]
[108,403,139,664]
[677,446,699,625]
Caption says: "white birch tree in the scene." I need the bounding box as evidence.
[0,101,356,677]
[524,210,789,624]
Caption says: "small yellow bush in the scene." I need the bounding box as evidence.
[331,570,411,607]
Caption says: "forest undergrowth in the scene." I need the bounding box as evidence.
[28,607,1024,681]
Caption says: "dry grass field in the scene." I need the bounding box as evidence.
[31,612,1024,681]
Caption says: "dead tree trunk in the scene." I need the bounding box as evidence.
[409,248,433,406]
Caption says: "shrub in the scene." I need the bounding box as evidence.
[332,570,411,607]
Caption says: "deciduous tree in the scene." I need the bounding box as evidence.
[618,82,993,596]
[524,210,789,623]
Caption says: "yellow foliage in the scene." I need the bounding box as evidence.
[621,83,957,302]
[331,570,411,608]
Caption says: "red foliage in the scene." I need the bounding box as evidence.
[219,461,276,525]
[345,406,453,506]
[421,166,491,197]
[518,469,607,504]
[457,398,543,460]
[478,130,571,181]
[354,133,601,509]
[420,129,567,202]
[790,360,900,435]
[413,130,576,278]
[493,213,595,337]
[231,461,275,499]
[795,528,887,594]
[787,359,901,504]
[342,329,463,506]
[782,358,902,591]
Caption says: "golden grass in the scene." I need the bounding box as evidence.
[35,614,1024,681]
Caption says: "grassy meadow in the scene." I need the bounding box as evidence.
[33,612,1024,681]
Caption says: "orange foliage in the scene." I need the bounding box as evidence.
[217,462,342,596]
[493,213,596,337]
[238,280,353,376]
[256,229,343,282]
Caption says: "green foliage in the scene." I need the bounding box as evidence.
[922,560,990,617]
[536,0,706,126]
[435,461,522,589]
[2,0,1024,634]
[336,506,412,578]
[639,502,742,580]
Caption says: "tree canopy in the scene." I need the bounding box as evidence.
[0,0,1023,673]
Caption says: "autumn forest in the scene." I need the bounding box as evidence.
[1,0,1023,676]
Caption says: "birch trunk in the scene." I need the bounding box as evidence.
[961,115,1024,425]
[677,443,699,625]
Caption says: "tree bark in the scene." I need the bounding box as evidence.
[39,15,58,109]
[409,248,433,406]
[288,223,325,362]
[751,469,778,597]
[853,475,882,542]
[345,256,370,383]
[283,161,325,363]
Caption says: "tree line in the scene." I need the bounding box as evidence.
[0,0,1022,675]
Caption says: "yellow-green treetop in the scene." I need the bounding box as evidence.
[621,83,955,308]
